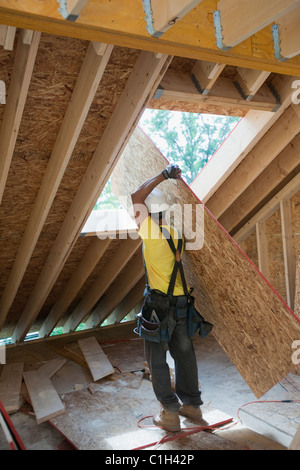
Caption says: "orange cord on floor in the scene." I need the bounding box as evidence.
[132,399,300,450]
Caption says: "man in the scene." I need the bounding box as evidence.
[131,163,203,432]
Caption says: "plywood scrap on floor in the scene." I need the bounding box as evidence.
[23,359,66,424]
[0,362,24,414]
[78,337,114,381]
[111,126,300,399]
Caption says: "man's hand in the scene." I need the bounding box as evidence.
[162,163,182,180]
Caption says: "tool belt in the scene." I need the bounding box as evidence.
[135,227,213,342]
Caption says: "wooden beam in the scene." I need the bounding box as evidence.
[2,1,300,75]
[143,0,202,36]
[233,172,300,243]
[234,69,271,100]
[215,0,300,50]
[63,238,142,334]
[295,255,300,317]
[191,60,225,94]
[280,199,296,310]
[273,7,300,60]
[190,75,297,203]
[256,222,270,281]
[0,42,114,332]
[219,133,300,233]
[11,51,170,344]
[0,29,40,204]
[205,105,300,219]
[85,254,145,329]
[39,238,112,338]
[0,24,16,50]
[158,70,279,113]
[108,277,145,324]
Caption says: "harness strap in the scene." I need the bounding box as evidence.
[159,227,189,297]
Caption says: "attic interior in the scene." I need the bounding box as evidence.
[0,0,300,452]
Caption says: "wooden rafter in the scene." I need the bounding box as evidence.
[85,254,145,329]
[205,105,300,219]
[0,29,40,204]
[190,75,298,204]
[0,41,114,332]
[39,237,112,338]
[215,0,300,50]
[280,198,296,310]
[273,7,300,60]
[218,133,300,233]
[109,277,145,324]
[63,238,142,334]
[233,172,300,243]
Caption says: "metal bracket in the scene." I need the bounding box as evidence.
[272,24,288,62]
[142,0,164,38]
[267,81,282,112]
[213,10,231,52]
[57,0,80,21]
[153,86,164,99]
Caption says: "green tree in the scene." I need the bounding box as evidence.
[140,110,240,184]
[94,177,121,210]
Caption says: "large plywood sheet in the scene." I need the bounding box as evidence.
[111,127,300,398]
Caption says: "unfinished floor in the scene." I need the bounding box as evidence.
[1,322,299,451]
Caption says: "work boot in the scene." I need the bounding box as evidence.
[179,405,209,426]
[153,406,181,432]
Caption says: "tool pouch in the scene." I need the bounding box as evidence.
[187,296,213,339]
[135,288,170,342]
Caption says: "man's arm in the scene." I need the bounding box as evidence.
[131,164,181,228]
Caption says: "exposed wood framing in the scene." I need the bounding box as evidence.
[273,7,300,60]
[85,254,145,329]
[190,75,298,203]
[158,70,279,113]
[280,198,296,310]
[143,0,202,37]
[0,24,16,49]
[39,238,113,338]
[109,277,145,324]
[233,172,300,243]
[63,238,142,334]
[233,69,271,101]
[0,29,40,204]
[219,134,300,233]
[10,51,171,344]
[215,0,300,50]
[256,222,270,281]
[191,60,225,95]
[205,105,300,219]
[2,1,300,74]
[0,41,114,331]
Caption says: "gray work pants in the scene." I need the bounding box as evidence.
[144,307,202,412]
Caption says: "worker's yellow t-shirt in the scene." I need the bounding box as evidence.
[138,216,185,296]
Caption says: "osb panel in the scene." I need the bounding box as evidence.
[266,210,286,301]
[111,126,300,398]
